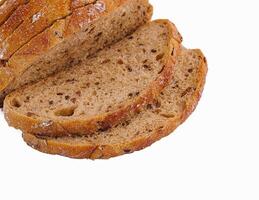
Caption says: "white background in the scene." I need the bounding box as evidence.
[0,0,259,199]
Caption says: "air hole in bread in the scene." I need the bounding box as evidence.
[154,100,161,108]
[181,87,192,97]
[160,113,175,118]
[88,26,95,34]
[117,59,124,64]
[26,112,36,117]
[54,106,77,117]
[188,68,193,73]
[24,96,30,103]
[71,98,77,103]
[87,70,93,75]
[146,104,152,109]
[57,92,64,96]
[151,49,157,53]
[75,91,81,96]
[158,126,164,130]
[156,53,164,61]
[101,59,110,64]
[171,48,175,56]
[65,95,70,100]
[143,64,152,71]
[11,98,22,108]
[126,66,132,72]
[128,93,133,98]
[95,32,103,38]
[158,65,165,74]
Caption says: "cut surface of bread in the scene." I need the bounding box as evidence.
[22,48,208,159]
[4,20,182,137]
[0,0,153,105]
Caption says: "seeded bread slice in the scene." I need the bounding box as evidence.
[4,20,182,137]
[22,49,207,159]
[0,0,153,105]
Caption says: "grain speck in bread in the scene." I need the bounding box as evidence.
[0,0,153,105]
[4,20,182,137]
[22,49,207,159]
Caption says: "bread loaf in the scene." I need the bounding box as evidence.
[0,0,153,105]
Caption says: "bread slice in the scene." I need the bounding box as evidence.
[4,20,182,137]
[0,0,153,104]
[22,49,207,159]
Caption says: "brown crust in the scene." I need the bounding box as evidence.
[0,0,28,26]
[4,20,182,137]
[0,0,72,60]
[0,0,151,103]
[22,49,208,159]
[71,0,96,10]
[0,66,13,91]
[0,0,46,43]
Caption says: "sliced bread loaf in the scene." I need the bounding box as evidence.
[22,49,208,159]
[0,0,153,104]
[4,20,182,137]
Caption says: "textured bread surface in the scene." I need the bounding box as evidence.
[0,0,28,26]
[0,0,153,105]
[22,49,208,159]
[4,20,182,137]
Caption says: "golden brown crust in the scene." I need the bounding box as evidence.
[22,49,208,159]
[71,0,96,9]
[0,0,28,26]
[0,0,46,43]
[4,20,181,137]
[0,0,72,60]
[0,66,14,91]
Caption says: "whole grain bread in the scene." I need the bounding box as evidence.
[22,49,207,159]
[4,20,182,137]
[0,0,153,105]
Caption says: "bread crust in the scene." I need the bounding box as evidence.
[0,0,28,26]
[4,20,182,137]
[0,0,46,43]
[22,49,208,159]
[0,0,152,103]
[0,0,72,60]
